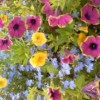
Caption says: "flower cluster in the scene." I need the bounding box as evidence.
[0,0,100,100]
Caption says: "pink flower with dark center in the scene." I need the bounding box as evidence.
[26,15,41,31]
[81,36,100,58]
[61,49,76,64]
[0,36,12,50]
[8,16,26,38]
[48,13,73,28]
[0,18,4,28]
[48,88,62,100]
[42,3,55,16]
[90,0,100,6]
[81,4,99,25]
[40,0,49,4]
[82,80,100,98]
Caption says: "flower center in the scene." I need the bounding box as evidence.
[31,19,36,25]
[51,91,55,97]
[89,43,97,50]
[2,39,8,44]
[85,13,90,20]
[13,24,19,30]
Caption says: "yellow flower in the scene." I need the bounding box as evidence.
[0,77,7,88]
[77,26,88,33]
[30,51,47,67]
[0,14,7,22]
[77,33,86,46]
[31,32,47,46]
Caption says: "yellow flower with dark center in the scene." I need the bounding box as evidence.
[77,33,86,46]
[0,14,7,22]
[77,26,88,33]
[0,77,7,88]
[31,32,47,46]
[30,51,47,67]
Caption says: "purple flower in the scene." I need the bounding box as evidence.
[26,15,41,31]
[82,80,100,98]
[48,88,62,100]
[90,0,100,6]
[0,36,12,50]
[8,16,26,38]
[81,4,99,25]
[81,36,100,58]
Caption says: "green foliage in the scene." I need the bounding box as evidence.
[41,63,58,74]
[7,39,30,65]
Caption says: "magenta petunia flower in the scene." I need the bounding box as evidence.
[82,80,100,98]
[48,13,73,28]
[81,36,100,58]
[42,3,55,16]
[81,4,99,25]
[26,15,41,31]
[48,16,58,27]
[58,13,73,28]
[0,18,4,28]
[0,36,12,50]
[61,49,76,64]
[90,0,100,6]
[61,54,76,64]
[8,16,26,38]
[40,0,49,3]
[48,88,62,100]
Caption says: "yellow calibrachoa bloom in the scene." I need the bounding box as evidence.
[0,14,7,22]
[30,51,47,67]
[77,33,86,46]
[77,26,88,33]
[0,77,7,88]
[31,32,47,46]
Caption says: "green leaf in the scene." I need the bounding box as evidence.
[41,63,58,74]
[75,75,85,89]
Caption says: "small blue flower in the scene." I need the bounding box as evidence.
[69,80,76,89]
[57,71,63,78]
[51,58,59,68]
[62,80,70,89]
[74,62,84,72]
[19,65,25,71]
[84,57,94,73]
[26,79,33,86]
[61,63,71,75]
[23,90,28,97]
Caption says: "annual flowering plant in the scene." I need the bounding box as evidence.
[0,0,100,100]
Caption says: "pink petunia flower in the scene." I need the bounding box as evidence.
[48,13,73,28]
[48,88,62,100]
[90,0,100,6]
[82,80,100,98]
[8,16,26,38]
[0,18,4,28]
[81,4,99,25]
[40,0,49,4]
[58,13,73,28]
[42,3,55,16]
[81,36,100,58]
[61,49,76,64]
[26,15,41,31]
[0,36,12,50]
